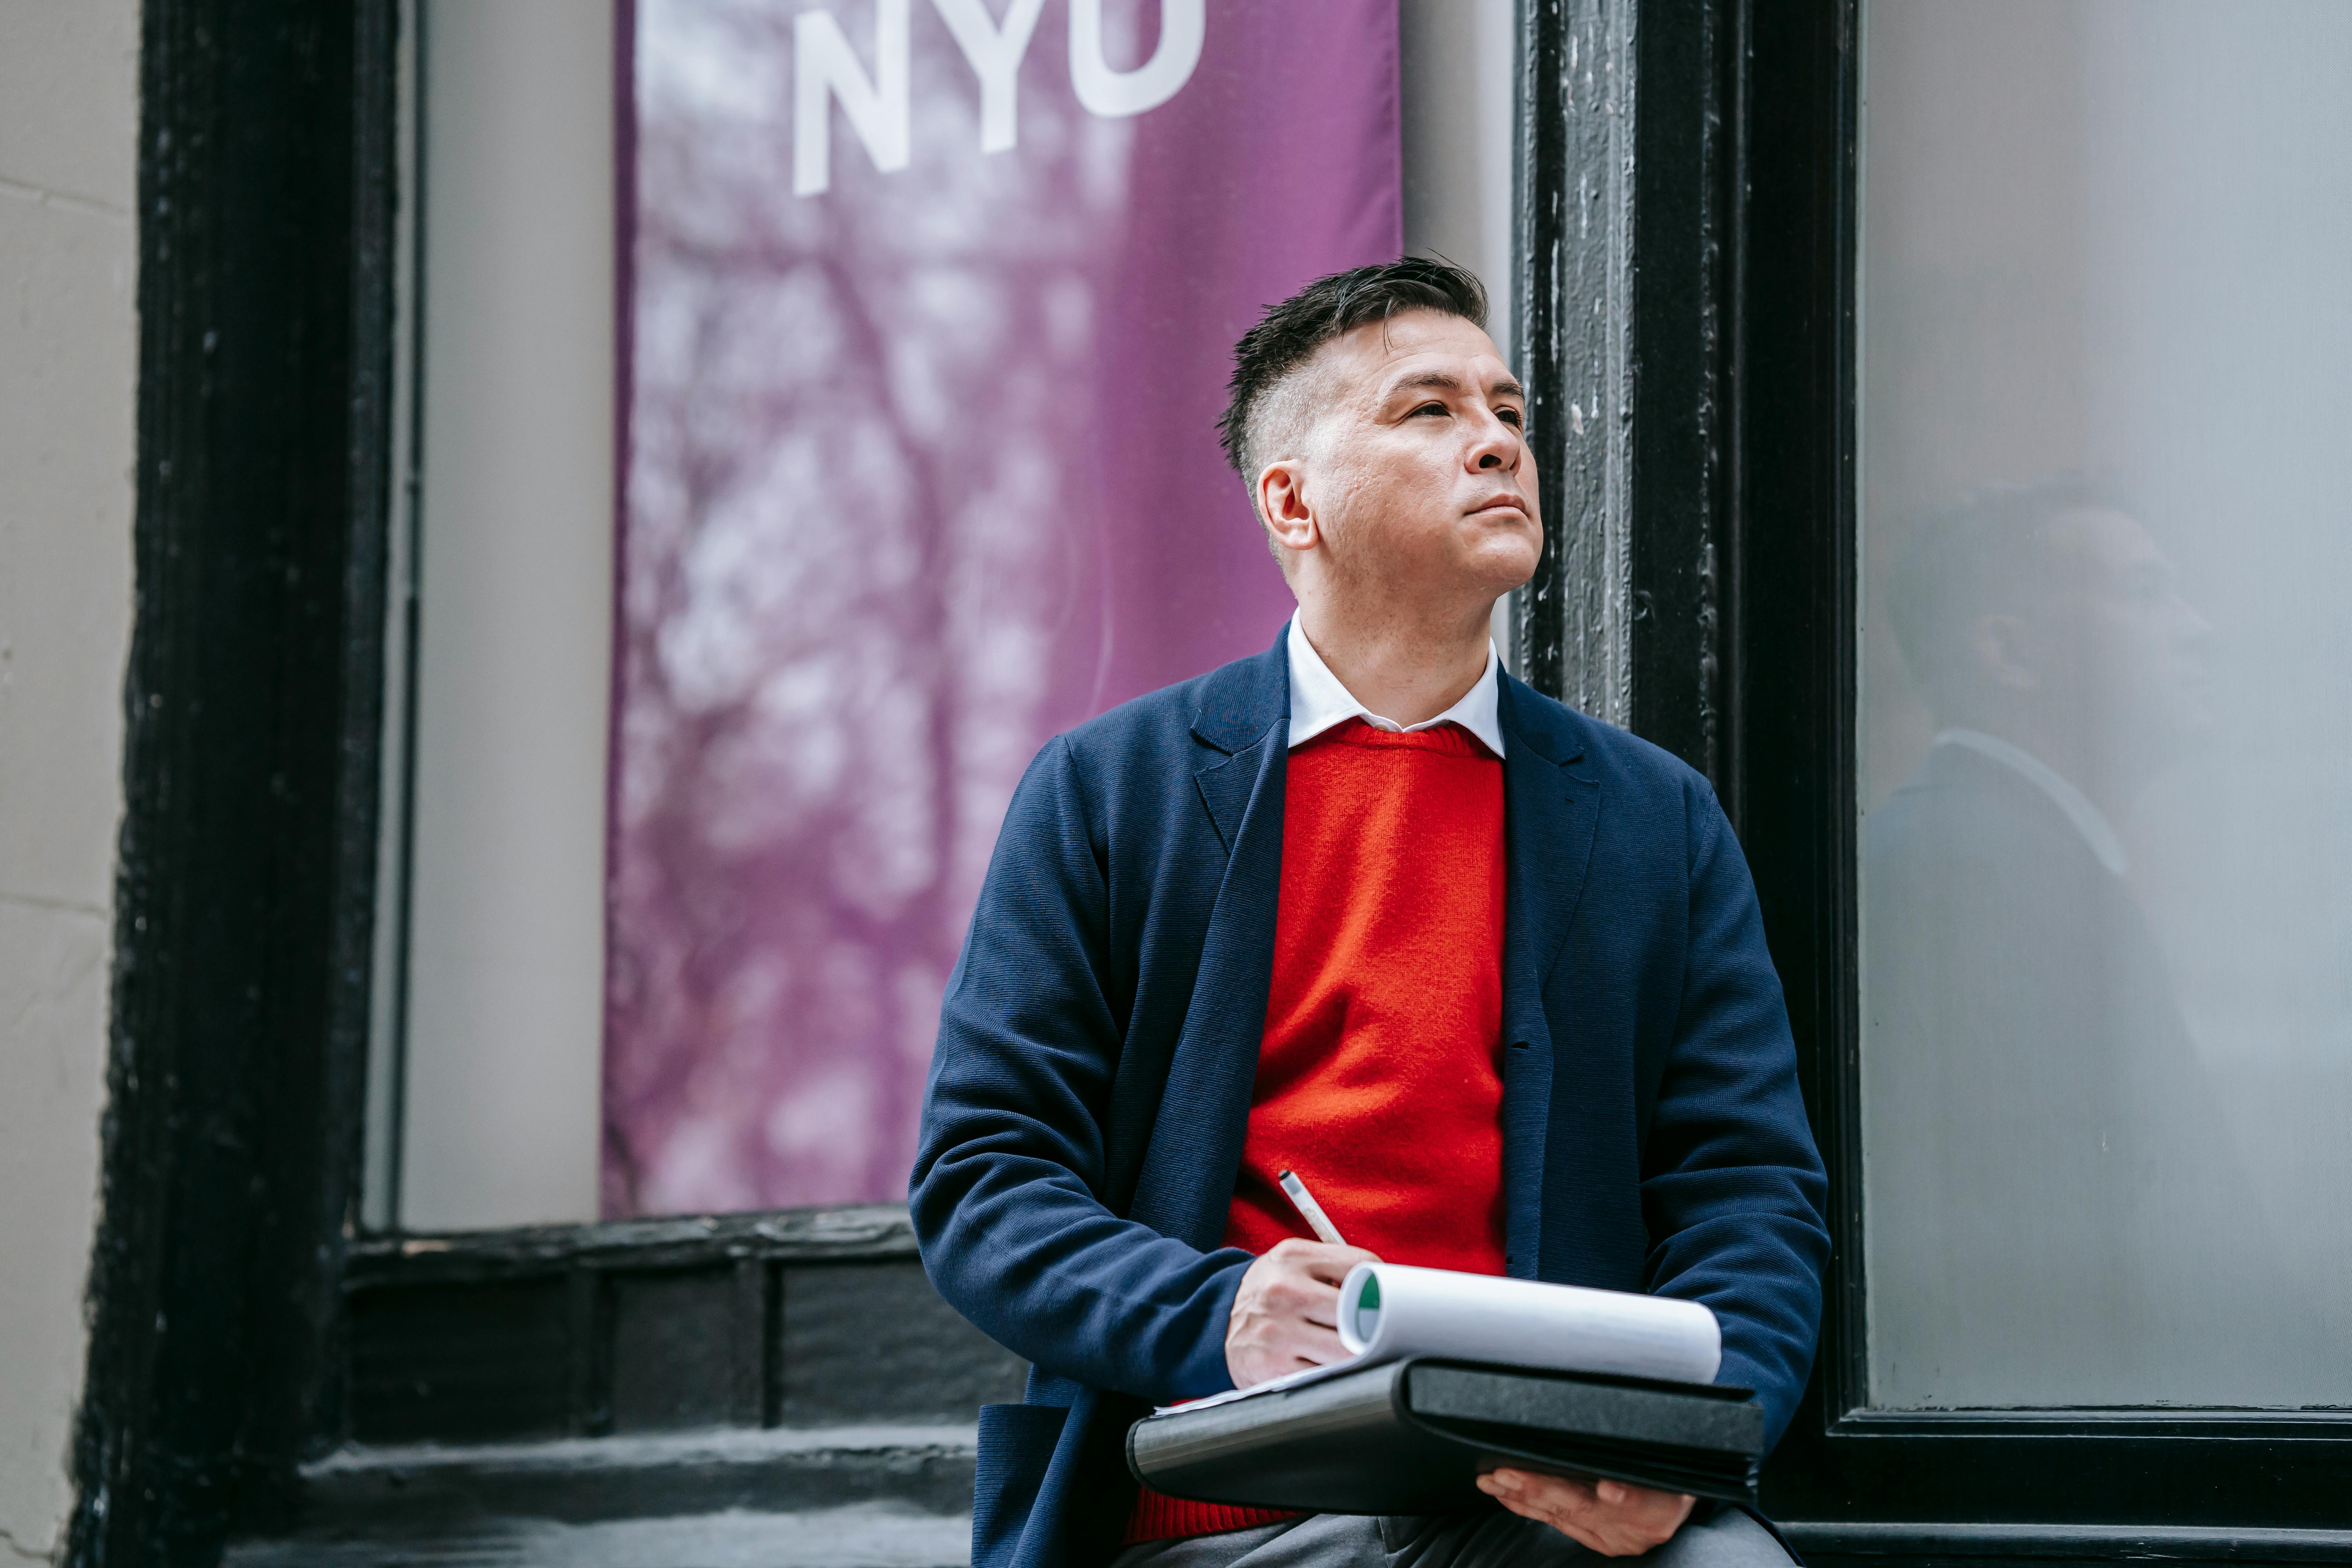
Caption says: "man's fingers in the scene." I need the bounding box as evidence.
[1252,1245,1372,1327]
[1262,1238,1381,1283]
[1480,1470,1598,1524]
[1305,1245,1381,1283]
[1479,1470,1690,1558]
[1478,1474,1610,1553]
[1593,1478,1683,1519]
[1225,1243,1387,1388]
[1486,1470,1597,1509]
[1256,1274,1337,1311]
[1225,1246,1371,1386]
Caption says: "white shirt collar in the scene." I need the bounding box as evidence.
[1285,613,1506,757]
[1932,728,2129,877]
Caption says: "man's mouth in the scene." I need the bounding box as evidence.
[1470,495,1529,518]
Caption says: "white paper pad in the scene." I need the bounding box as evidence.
[1154,1263,1722,1416]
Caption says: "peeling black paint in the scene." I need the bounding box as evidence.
[1518,0,1740,773]
[1624,0,1737,794]
[1516,0,1639,721]
[68,2,397,1562]
[1514,0,1573,702]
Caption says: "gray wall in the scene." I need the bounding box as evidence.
[0,0,140,1554]
[389,0,616,1231]
[1402,0,1520,665]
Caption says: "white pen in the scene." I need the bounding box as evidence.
[1276,1169,1348,1247]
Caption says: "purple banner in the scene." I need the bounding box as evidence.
[605,0,1400,1216]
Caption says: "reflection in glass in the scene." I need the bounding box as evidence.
[1859,0,2352,1407]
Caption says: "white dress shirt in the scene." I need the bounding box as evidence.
[1285,613,1506,757]
[1932,726,2129,876]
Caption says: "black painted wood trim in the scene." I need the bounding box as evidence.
[340,1216,1024,1450]
[68,2,399,1561]
[343,1203,920,1287]
[1624,0,1738,791]
[1517,0,1641,722]
[290,1426,984,1534]
[1727,0,1862,1437]
[1786,1521,2352,1567]
[1722,0,2352,1535]
[1514,0,1571,701]
[1519,0,1745,771]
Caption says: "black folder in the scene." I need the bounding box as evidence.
[1127,1358,1764,1515]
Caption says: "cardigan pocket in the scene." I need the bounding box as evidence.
[973,1402,1073,1568]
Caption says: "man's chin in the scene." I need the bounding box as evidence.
[1466,539,1541,596]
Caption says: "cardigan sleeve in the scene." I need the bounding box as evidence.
[909,736,1250,1405]
[1638,779,1831,1451]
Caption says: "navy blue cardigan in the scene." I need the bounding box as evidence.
[911,631,1828,1568]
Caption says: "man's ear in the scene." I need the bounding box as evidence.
[1257,461,1317,556]
[1968,612,2040,691]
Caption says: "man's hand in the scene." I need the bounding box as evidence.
[1475,1470,1695,1557]
[1224,1238,1381,1388]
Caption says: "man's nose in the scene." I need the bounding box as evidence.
[1468,416,1516,472]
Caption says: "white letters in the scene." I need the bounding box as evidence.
[795,0,1203,193]
[794,0,912,196]
[1069,0,1203,118]
[931,0,1047,154]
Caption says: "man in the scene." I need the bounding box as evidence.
[1866,479,2268,1404]
[912,260,1827,1568]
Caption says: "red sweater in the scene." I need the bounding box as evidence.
[1126,719,1509,1543]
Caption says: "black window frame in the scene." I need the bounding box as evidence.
[1533,0,2352,1556]
[72,0,2350,1562]
[73,5,1022,1560]
[72,2,400,1559]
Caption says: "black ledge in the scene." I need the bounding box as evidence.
[1784,1521,2352,1566]
[339,1203,1023,1450]
[343,1201,921,1285]
[293,1422,979,1530]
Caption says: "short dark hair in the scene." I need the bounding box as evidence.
[1886,473,2136,708]
[1218,257,1490,479]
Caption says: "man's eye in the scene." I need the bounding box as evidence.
[1413,402,1447,417]
[1498,408,1524,427]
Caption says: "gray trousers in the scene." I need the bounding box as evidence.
[1109,1507,1793,1568]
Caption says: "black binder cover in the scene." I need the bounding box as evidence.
[1127,1359,1763,1515]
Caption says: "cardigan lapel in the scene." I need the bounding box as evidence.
[1125,633,1291,1249]
[1496,674,1602,1276]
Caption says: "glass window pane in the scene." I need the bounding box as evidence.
[1858,0,2352,1408]
[375,0,617,1232]
[363,0,1524,1231]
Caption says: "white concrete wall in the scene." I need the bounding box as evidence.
[0,0,142,1559]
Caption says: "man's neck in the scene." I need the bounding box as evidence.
[1936,706,2147,826]
[1295,602,1495,728]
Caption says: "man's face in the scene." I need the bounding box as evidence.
[1977,508,2214,777]
[2044,507,2215,760]
[1276,310,1541,608]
